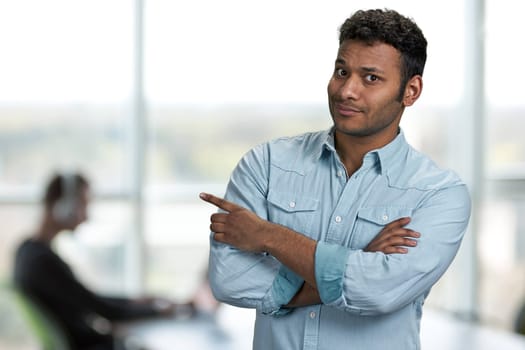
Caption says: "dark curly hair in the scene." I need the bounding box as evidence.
[339,9,427,100]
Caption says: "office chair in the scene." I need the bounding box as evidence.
[5,282,71,350]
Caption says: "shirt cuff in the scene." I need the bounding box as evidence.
[261,265,303,316]
[315,241,349,304]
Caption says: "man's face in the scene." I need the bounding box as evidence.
[327,40,407,143]
[64,187,90,231]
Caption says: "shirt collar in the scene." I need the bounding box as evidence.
[372,129,408,175]
[320,127,409,176]
[321,127,336,157]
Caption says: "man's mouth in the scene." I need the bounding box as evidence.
[334,103,363,117]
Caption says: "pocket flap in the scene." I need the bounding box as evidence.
[356,206,413,225]
[267,190,319,213]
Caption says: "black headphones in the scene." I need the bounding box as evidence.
[51,173,78,224]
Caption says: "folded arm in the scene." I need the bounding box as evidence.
[202,191,420,312]
[316,185,471,315]
[283,217,419,308]
[206,145,286,312]
[203,183,470,316]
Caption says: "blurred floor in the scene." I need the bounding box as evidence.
[118,305,525,350]
[3,302,525,349]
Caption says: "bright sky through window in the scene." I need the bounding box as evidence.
[5,1,523,106]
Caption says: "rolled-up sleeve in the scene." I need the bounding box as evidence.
[262,265,304,315]
[315,184,471,315]
[315,242,350,304]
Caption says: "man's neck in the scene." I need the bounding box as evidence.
[33,216,61,244]
[334,129,398,177]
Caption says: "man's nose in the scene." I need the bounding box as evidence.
[339,76,361,100]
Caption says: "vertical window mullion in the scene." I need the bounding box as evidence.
[125,0,146,295]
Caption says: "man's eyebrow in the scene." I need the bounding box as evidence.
[361,66,385,74]
[334,60,386,74]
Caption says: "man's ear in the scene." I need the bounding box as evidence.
[402,75,423,107]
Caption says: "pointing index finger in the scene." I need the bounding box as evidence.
[199,192,240,212]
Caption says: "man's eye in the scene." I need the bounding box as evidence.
[335,68,347,77]
[365,74,379,82]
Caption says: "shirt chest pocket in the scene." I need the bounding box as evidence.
[267,190,319,237]
[350,206,414,250]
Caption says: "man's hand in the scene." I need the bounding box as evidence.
[201,192,318,288]
[200,192,272,253]
[364,217,420,254]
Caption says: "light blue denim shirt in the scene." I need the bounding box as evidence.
[208,128,471,350]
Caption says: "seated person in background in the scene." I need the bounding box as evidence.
[13,172,195,350]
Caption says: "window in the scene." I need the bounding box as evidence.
[480,0,525,330]
[0,0,134,293]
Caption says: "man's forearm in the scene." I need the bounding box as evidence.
[200,192,319,291]
[262,223,318,289]
[285,282,321,308]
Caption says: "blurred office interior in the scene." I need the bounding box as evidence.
[0,0,524,348]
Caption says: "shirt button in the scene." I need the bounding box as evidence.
[289,201,296,208]
[337,170,343,177]
[335,216,342,223]
[382,214,389,221]
[309,311,316,319]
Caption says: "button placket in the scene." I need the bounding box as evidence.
[303,306,321,350]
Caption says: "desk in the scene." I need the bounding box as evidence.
[119,306,525,350]
[421,310,525,350]
[117,306,253,350]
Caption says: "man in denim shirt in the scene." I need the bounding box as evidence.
[200,8,471,350]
